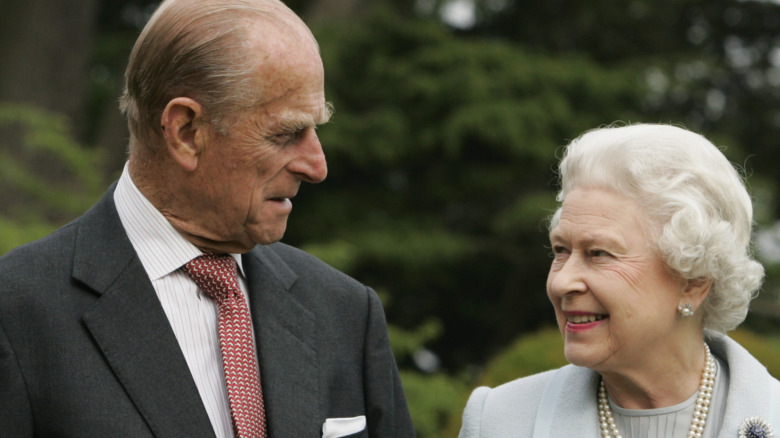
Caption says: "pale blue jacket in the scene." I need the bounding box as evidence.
[459,331,780,437]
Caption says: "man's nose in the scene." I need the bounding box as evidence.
[289,129,327,183]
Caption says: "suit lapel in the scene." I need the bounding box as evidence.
[74,188,215,437]
[243,247,320,437]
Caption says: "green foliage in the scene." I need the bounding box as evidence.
[388,318,443,360]
[0,104,102,188]
[730,328,780,378]
[384,305,468,438]
[473,327,567,388]
[0,103,104,255]
[303,223,473,274]
[401,370,469,438]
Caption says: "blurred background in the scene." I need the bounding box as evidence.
[2,0,780,436]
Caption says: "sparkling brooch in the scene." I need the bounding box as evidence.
[739,416,774,438]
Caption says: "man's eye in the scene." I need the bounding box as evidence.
[271,133,294,144]
[591,250,611,258]
[271,129,306,146]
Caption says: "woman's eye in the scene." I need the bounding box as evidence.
[591,250,611,258]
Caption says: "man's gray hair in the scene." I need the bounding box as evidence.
[119,0,311,157]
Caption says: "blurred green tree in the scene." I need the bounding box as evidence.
[462,0,780,215]
[0,103,104,254]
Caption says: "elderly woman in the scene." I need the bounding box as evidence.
[459,124,780,438]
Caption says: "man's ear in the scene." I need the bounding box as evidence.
[160,97,208,172]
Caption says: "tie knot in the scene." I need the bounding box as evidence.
[182,253,240,303]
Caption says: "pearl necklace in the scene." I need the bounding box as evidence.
[597,344,716,438]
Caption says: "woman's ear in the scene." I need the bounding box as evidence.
[160,97,207,172]
[681,277,712,314]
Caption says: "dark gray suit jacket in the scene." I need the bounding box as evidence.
[0,187,414,437]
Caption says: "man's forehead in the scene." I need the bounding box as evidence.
[245,10,318,56]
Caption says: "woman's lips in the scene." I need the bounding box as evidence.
[567,314,606,324]
[564,312,608,332]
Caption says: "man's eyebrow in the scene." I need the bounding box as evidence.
[273,102,334,132]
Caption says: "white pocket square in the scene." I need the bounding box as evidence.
[322,415,367,438]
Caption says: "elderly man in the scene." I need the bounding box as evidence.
[0,1,414,437]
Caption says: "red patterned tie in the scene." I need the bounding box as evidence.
[183,254,267,438]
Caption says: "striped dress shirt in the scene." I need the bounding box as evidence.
[114,163,252,438]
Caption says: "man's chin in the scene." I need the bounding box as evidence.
[194,239,255,254]
[247,225,287,247]
[182,231,258,254]
[184,224,287,253]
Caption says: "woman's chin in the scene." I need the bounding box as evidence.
[563,343,599,368]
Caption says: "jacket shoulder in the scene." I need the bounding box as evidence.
[481,366,561,409]
[460,367,562,437]
[0,221,79,288]
[0,186,117,287]
[260,241,365,288]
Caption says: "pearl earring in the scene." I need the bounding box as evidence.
[678,303,695,317]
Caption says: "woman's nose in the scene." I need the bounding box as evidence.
[548,255,588,297]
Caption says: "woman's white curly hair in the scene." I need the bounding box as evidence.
[550,123,764,333]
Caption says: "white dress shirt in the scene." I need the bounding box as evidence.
[114,163,251,438]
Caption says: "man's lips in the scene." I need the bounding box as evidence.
[266,197,293,211]
[267,192,296,202]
